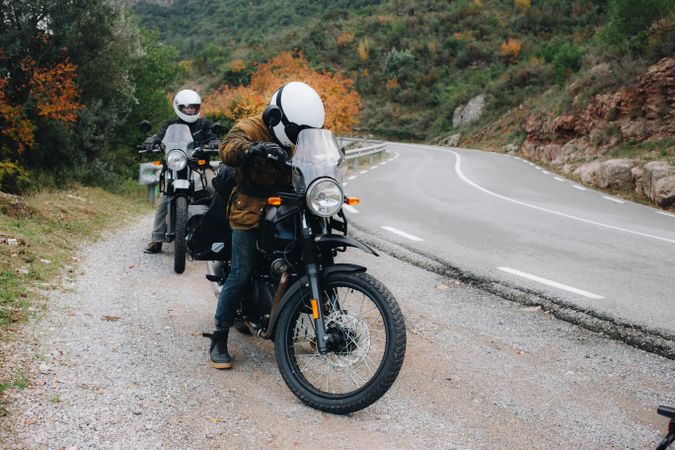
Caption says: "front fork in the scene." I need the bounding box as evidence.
[301,213,331,354]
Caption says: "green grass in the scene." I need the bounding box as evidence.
[0,371,28,416]
[606,139,675,164]
[1,182,151,333]
[0,181,152,415]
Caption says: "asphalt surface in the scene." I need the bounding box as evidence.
[342,143,675,342]
[2,215,674,449]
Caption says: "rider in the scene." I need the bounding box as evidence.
[207,81,325,369]
[143,89,215,254]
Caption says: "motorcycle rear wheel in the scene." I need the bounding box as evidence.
[274,271,406,414]
[173,196,188,274]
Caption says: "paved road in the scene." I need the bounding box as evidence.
[343,143,675,337]
[3,215,674,449]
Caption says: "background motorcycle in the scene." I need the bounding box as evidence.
[138,120,223,273]
[191,129,406,414]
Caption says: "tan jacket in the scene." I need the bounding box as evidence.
[219,116,292,230]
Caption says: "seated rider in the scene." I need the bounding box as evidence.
[207,81,325,369]
[143,89,215,254]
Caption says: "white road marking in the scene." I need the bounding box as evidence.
[657,211,675,218]
[381,226,424,242]
[359,170,368,174]
[379,162,387,166]
[450,150,675,244]
[348,175,357,180]
[343,205,359,214]
[371,165,379,170]
[342,182,348,187]
[543,170,550,175]
[554,177,565,182]
[573,185,587,191]
[603,196,625,204]
[498,267,604,299]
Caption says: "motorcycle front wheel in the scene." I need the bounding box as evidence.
[274,271,406,414]
[173,196,188,274]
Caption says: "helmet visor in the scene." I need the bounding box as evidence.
[178,104,200,116]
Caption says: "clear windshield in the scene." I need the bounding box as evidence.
[162,124,194,154]
[291,129,345,193]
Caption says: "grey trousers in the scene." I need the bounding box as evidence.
[151,195,168,242]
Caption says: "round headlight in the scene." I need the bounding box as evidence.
[306,178,343,217]
[166,149,187,171]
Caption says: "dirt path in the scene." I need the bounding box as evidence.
[1,214,674,449]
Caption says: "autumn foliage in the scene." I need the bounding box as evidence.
[499,38,523,63]
[1,56,82,157]
[202,52,362,135]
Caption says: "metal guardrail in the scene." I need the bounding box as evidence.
[338,137,388,173]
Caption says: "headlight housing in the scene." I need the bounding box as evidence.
[166,149,187,171]
[306,178,343,217]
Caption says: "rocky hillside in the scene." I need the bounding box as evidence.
[129,0,675,209]
[486,57,674,208]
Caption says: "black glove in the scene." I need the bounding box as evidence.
[246,142,267,158]
[266,144,288,163]
[142,138,157,151]
[208,140,219,151]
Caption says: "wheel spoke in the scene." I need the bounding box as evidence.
[285,280,394,396]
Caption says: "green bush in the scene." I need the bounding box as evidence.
[384,48,415,80]
[599,0,675,54]
[0,161,30,194]
[552,43,582,84]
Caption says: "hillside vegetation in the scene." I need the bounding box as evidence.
[133,0,671,137]
[133,0,675,207]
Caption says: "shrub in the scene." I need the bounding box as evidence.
[0,161,30,194]
[384,48,415,80]
[552,43,582,83]
[499,38,523,63]
[646,11,675,60]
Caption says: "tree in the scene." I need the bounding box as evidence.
[203,52,362,135]
[0,0,182,190]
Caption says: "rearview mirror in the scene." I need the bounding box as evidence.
[139,120,151,133]
[210,122,225,136]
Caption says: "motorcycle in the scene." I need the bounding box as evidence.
[657,405,675,449]
[138,120,223,273]
[189,128,406,414]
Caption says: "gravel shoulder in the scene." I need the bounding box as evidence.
[1,213,674,449]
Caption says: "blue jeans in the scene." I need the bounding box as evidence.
[214,229,258,330]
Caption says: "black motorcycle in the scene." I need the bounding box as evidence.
[657,405,675,449]
[138,120,223,273]
[188,129,406,414]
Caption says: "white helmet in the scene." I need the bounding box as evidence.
[262,81,325,147]
[173,89,201,123]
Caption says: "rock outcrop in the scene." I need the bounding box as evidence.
[453,95,486,128]
[517,57,675,209]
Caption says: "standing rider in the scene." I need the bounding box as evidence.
[208,81,325,369]
[143,89,215,254]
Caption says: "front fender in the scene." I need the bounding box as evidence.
[316,234,378,257]
[265,263,368,339]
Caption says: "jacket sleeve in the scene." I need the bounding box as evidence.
[219,119,256,167]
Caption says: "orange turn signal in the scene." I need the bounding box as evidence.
[267,196,282,206]
[345,197,360,206]
[152,161,162,166]
[197,159,207,166]
[310,299,320,320]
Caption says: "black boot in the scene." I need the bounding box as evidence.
[203,329,232,369]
